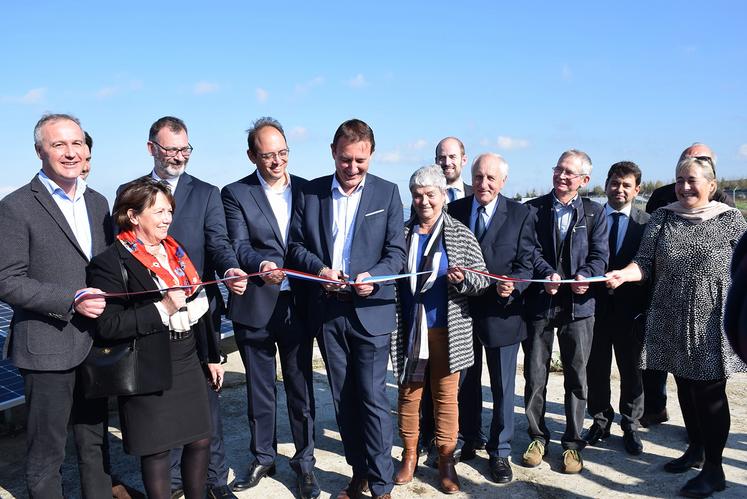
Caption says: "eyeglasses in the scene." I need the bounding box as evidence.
[151,141,193,157]
[551,166,587,179]
[257,148,290,162]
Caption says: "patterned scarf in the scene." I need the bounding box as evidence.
[402,213,445,384]
[116,230,201,296]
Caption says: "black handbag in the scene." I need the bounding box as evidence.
[81,255,172,398]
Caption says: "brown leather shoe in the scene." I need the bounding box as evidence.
[438,445,460,494]
[373,495,392,499]
[394,447,418,485]
[336,475,369,499]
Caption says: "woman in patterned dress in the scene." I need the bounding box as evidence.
[606,156,747,498]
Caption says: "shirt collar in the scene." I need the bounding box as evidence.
[552,191,578,208]
[448,179,465,194]
[37,169,87,202]
[257,169,291,193]
[472,194,499,219]
[604,202,632,217]
[151,170,180,191]
[331,173,366,196]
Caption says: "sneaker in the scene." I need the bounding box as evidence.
[522,439,545,467]
[561,449,583,474]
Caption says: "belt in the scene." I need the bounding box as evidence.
[325,291,354,302]
[170,330,192,340]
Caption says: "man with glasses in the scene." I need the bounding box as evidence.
[521,150,608,474]
[641,143,734,429]
[121,116,247,499]
[221,117,319,498]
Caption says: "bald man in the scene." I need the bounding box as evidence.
[436,137,472,201]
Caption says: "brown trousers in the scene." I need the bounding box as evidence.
[398,327,461,449]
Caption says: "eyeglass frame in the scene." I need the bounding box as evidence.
[257,148,290,162]
[551,166,588,179]
[150,140,194,157]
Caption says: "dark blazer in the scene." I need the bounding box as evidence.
[86,241,220,365]
[221,172,307,328]
[595,206,650,321]
[287,174,407,336]
[461,183,473,198]
[0,176,113,370]
[449,194,536,347]
[525,192,608,320]
[645,183,734,213]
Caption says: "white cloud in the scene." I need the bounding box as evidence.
[347,73,367,88]
[0,185,19,199]
[739,144,747,159]
[193,81,219,95]
[410,139,428,150]
[96,86,119,99]
[294,76,324,95]
[378,150,402,164]
[2,87,47,104]
[256,87,269,103]
[496,136,530,150]
[288,126,308,141]
[95,80,143,99]
[561,64,573,82]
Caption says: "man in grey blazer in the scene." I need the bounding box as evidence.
[0,114,113,498]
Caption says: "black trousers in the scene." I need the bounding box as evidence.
[643,369,669,414]
[21,368,111,499]
[522,316,594,450]
[317,298,393,497]
[586,314,644,431]
[234,292,316,473]
[675,376,730,465]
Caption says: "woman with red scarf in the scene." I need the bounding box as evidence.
[87,176,222,499]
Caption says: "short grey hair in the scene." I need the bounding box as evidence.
[557,149,592,175]
[409,165,447,193]
[34,113,81,147]
[471,153,509,178]
[676,156,716,182]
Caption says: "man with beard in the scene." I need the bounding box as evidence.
[120,116,247,499]
[436,137,472,201]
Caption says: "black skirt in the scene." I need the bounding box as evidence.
[118,332,211,456]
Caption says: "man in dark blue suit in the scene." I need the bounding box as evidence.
[522,149,608,474]
[288,119,406,499]
[449,153,536,484]
[221,117,319,499]
[583,161,649,456]
[121,116,247,499]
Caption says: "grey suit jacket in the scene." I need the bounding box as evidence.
[0,175,113,371]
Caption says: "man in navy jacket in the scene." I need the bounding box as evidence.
[522,149,608,474]
[449,153,535,483]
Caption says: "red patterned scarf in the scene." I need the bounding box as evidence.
[117,230,201,296]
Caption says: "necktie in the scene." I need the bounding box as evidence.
[609,212,621,257]
[475,206,486,241]
[447,187,456,202]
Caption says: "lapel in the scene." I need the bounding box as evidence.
[30,176,87,261]
[483,194,508,245]
[247,172,284,247]
[84,188,105,254]
[320,177,334,263]
[172,173,193,223]
[115,241,159,292]
[617,206,644,263]
[350,175,376,251]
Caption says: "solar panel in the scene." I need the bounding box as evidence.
[0,301,25,411]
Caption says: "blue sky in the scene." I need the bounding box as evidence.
[2,1,746,204]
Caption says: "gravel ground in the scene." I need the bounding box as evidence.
[1,339,746,498]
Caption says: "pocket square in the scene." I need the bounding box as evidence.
[365,209,385,217]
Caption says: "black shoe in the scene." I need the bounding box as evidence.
[171,488,184,499]
[206,484,238,499]
[640,409,669,428]
[424,439,439,468]
[231,461,276,491]
[679,463,726,498]
[582,422,611,445]
[664,447,705,474]
[489,456,513,484]
[297,471,321,499]
[460,442,478,461]
[623,430,643,455]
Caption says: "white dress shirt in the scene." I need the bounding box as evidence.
[604,202,632,254]
[151,170,180,192]
[258,171,293,291]
[331,174,366,276]
[37,170,93,259]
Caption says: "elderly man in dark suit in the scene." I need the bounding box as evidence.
[522,149,608,474]
[583,161,649,455]
[0,114,113,498]
[120,116,246,499]
[221,117,319,499]
[288,119,406,499]
[449,153,536,483]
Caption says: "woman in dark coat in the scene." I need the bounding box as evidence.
[87,177,222,499]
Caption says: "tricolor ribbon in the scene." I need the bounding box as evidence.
[456,266,609,284]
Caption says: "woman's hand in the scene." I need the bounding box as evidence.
[447,267,465,284]
[605,270,627,290]
[207,363,224,391]
[161,289,187,315]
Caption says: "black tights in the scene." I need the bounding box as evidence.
[675,376,730,465]
[141,438,210,499]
